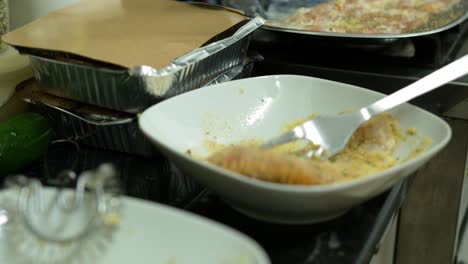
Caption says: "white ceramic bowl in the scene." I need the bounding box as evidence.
[139,75,452,224]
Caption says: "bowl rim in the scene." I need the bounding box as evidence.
[139,74,452,193]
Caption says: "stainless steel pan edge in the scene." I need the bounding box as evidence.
[224,0,468,40]
[29,17,265,114]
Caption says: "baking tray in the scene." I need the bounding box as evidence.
[15,58,258,157]
[17,80,154,157]
[221,0,468,41]
[17,16,264,114]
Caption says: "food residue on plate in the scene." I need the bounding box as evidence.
[186,138,263,160]
[223,255,251,264]
[202,112,235,140]
[103,213,121,227]
[282,113,318,132]
[406,127,417,135]
[206,112,431,185]
[403,136,432,162]
[203,138,262,155]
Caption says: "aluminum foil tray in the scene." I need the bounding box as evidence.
[16,58,256,157]
[24,17,264,114]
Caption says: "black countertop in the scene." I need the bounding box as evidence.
[6,140,406,264]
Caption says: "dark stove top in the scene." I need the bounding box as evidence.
[6,139,405,264]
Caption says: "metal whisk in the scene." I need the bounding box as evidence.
[0,163,121,264]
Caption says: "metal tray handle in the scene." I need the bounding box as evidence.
[29,100,135,126]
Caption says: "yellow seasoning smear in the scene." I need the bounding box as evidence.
[207,112,430,185]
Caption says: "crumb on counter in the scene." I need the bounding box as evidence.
[239,88,245,94]
[186,149,192,155]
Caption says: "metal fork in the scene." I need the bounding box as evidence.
[261,54,468,159]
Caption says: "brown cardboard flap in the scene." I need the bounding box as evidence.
[2,0,247,69]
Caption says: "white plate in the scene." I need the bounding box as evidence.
[0,188,270,264]
[139,74,452,224]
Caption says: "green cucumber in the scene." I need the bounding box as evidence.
[0,112,53,175]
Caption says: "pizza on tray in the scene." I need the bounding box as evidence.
[271,0,460,34]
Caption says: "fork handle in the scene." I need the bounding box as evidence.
[260,130,298,149]
[362,54,468,118]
